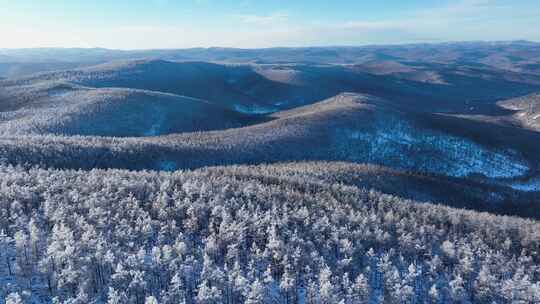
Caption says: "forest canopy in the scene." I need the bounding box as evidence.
[0,163,538,303]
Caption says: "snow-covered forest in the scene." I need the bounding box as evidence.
[2,43,540,303]
[1,164,538,303]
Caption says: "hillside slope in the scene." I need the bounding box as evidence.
[499,93,540,131]
[207,162,540,218]
[5,58,540,115]
[0,93,531,181]
[3,60,300,111]
[0,81,259,137]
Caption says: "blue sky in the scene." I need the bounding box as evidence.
[1,0,539,49]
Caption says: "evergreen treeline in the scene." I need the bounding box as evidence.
[1,163,538,303]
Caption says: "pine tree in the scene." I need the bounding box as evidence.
[279,267,295,304]
[197,279,222,304]
[162,272,185,304]
[245,279,265,304]
[107,287,128,304]
[428,283,440,304]
[145,295,159,304]
[5,293,23,304]
[351,273,370,303]
[474,265,494,303]
[449,274,468,303]
[319,264,336,304]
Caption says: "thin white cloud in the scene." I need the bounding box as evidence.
[314,0,540,44]
[238,12,289,27]
[332,0,501,31]
[2,0,539,49]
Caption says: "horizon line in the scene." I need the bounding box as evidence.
[1,39,539,52]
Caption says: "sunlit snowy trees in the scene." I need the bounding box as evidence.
[0,163,538,303]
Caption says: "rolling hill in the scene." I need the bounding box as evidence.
[0,93,532,182]
[2,60,301,112]
[0,62,89,79]
[499,93,540,131]
[0,81,260,137]
[5,57,540,116]
[207,161,540,218]
[2,41,540,73]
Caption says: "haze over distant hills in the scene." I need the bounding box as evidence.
[2,41,540,77]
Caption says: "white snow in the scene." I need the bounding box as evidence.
[340,119,529,179]
[234,104,277,114]
[510,178,540,192]
[274,100,288,106]
[48,89,72,98]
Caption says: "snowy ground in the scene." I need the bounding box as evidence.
[0,235,49,304]
[337,118,529,179]
[509,178,540,192]
[234,104,278,114]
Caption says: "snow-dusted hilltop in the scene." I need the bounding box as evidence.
[499,93,540,132]
[2,41,540,77]
[0,81,258,137]
[0,93,533,183]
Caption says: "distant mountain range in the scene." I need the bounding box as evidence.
[2,41,540,77]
